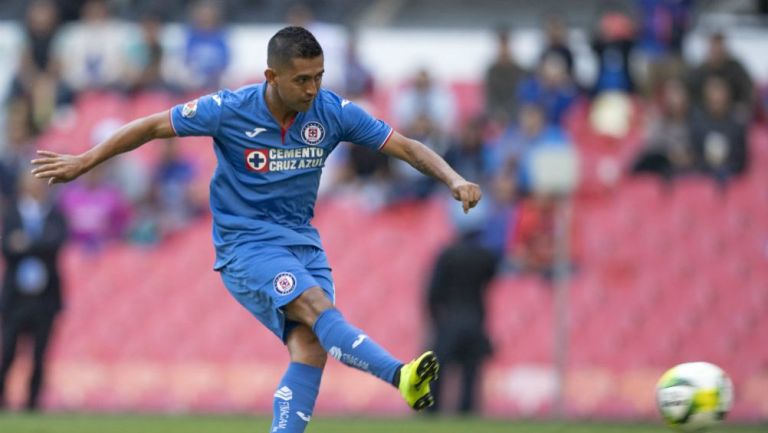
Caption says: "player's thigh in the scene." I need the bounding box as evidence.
[295,245,335,304]
[282,246,336,324]
[284,286,334,326]
[218,246,323,342]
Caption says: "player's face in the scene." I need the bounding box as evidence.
[276,55,325,112]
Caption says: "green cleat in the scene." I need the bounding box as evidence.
[398,351,440,411]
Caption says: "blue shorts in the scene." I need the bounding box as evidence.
[218,244,335,343]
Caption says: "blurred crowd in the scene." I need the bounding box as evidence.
[1,0,222,253]
[337,1,763,279]
[0,0,766,270]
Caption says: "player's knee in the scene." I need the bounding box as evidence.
[293,341,327,368]
[287,325,327,368]
[285,286,333,326]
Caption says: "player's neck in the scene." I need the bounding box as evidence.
[265,85,298,128]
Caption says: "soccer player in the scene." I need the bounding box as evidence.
[31,27,481,431]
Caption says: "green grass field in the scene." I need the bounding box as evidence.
[0,414,765,433]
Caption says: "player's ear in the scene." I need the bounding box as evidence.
[265,68,277,86]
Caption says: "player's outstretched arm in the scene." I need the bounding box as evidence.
[31,110,176,184]
[381,131,482,213]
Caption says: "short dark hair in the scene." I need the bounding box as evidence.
[267,26,323,69]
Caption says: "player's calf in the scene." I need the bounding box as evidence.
[311,307,402,385]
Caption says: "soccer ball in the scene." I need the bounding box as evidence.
[656,362,733,432]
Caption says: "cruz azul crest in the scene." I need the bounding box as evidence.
[301,121,325,145]
[273,272,297,295]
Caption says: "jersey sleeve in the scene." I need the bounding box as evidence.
[340,100,393,150]
[169,91,225,137]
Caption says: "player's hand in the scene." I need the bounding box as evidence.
[450,179,482,214]
[30,150,89,185]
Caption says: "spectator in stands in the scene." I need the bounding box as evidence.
[389,68,456,203]
[0,104,37,209]
[91,118,151,205]
[9,0,72,132]
[632,78,696,179]
[479,170,519,261]
[0,170,68,411]
[57,164,130,252]
[492,103,569,194]
[690,74,748,183]
[127,13,173,93]
[150,139,203,238]
[635,0,691,59]
[343,32,374,101]
[54,0,87,23]
[688,32,754,123]
[517,53,579,126]
[508,194,557,278]
[426,215,497,415]
[339,149,391,210]
[393,68,457,135]
[484,26,526,126]
[129,139,201,244]
[445,117,493,187]
[540,14,575,81]
[55,0,134,92]
[182,0,230,91]
[388,112,449,203]
[591,9,637,95]
[345,142,391,191]
[634,0,692,97]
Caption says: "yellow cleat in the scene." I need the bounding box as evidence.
[398,351,440,411]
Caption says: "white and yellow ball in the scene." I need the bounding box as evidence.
[656,362,733,432]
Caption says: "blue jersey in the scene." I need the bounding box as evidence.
[170,83,393,269]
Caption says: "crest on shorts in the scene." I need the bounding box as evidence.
[182,99,198,118]
[273,272,297,295]
[300,121,325,145]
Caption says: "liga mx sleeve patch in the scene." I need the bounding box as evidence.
[171,91,224,137]
[181,99,198,118]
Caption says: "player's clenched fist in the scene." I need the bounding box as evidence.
[30,150,89,185]
[450,179,482,214]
